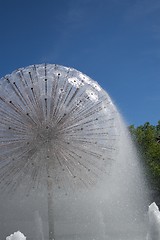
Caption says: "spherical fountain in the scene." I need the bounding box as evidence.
[0,64,159,240]
[0,64,119,239]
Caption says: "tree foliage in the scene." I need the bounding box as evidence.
[129,121,160,190]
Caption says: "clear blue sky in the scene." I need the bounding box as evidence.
[0,0,160,126]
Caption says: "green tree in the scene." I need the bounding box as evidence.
[129,121,160,191]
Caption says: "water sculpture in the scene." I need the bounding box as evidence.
[2,64,159,240]
[0,64,118,239]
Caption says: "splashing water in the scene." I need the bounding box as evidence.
[6,203,160,240]
[6,231,26,240]
[0,64,154,239]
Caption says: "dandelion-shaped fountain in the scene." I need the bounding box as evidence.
[0,64,119,239]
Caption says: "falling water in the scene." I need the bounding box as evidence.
[0,64,155,239]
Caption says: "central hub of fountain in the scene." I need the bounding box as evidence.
[34,124,59,145]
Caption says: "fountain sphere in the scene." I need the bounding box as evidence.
[0,64,118,194]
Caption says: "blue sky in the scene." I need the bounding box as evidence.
[0,0,160,126]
